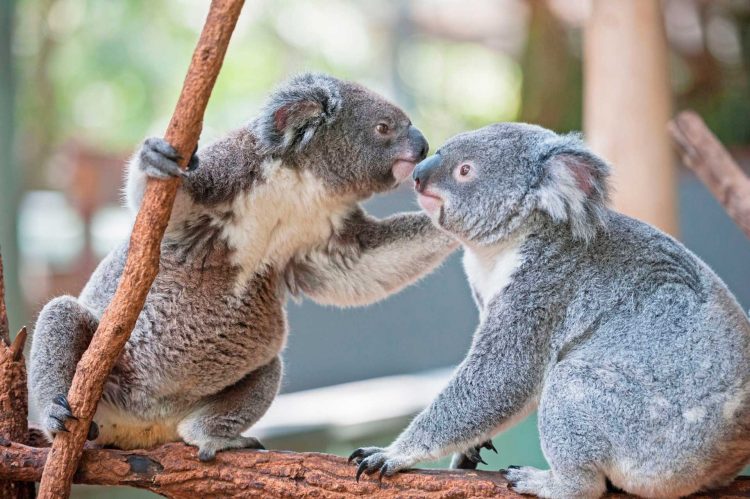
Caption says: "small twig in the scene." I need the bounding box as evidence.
[10,327,26,362]
[668,110,750,239]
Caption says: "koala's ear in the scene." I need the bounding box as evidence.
[535,134,611,242]
[253,73,342,157]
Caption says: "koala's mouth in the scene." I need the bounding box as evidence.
[391,159,418,184]
[417,190,443,215]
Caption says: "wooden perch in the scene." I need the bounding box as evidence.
[3,442,750,498]
[36,1,245,497]
[0,253,34,499]
[669,110,750,239]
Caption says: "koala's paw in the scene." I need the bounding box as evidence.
[326,231,362,268]
[193,435,265,463]
[42,394,77,435]
[450,440,497,469]
[348,446,416,481]
[138,137,198,179]
[501,465,552,496]
[42,394,100,441]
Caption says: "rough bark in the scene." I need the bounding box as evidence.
[3,442,750,498]
[0,252,34,499]
[35,1,245,497]
[0,253,8,347]
[669,110,750,239]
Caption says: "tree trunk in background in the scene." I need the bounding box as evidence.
[583,0,677,234]
[0,0,24,335]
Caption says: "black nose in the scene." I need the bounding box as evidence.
[413,154,440,192]
[408,126,429,162]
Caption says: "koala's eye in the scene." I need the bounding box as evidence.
[376,123,390,135]
[454,162,475,183]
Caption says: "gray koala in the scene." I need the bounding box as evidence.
[29,73,457,461]
[350,123,750,498]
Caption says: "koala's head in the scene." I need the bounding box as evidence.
[253,73,428,198]
[412,123,610,245]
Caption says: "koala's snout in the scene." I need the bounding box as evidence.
[413,153,441,192]
[408,126,429,162]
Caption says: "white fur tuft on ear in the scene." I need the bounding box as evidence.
[536,140,611,242]
[252,73,342,158]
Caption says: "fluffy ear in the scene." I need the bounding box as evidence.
[535,133,611,242]
[253,73,342,157]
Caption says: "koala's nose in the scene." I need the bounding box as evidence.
[413,154,440,192]
[408,126,429,162]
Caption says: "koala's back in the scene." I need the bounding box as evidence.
[532,212,750,490]
[78,237,286,416]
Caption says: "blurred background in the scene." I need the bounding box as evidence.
[1,0,749,497]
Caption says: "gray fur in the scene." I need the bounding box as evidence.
[29,73,457,459]
[351,123,750,498]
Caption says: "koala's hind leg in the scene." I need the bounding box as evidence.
[177,355,282,462]
[504,366,609,499]
[29,296,101,441]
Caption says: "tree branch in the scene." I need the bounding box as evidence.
[36,1,245,497]
[0,251,34,499]
[668,110,750,239]
[3,442,750,498]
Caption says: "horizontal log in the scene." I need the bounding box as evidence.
[1,441,748,498]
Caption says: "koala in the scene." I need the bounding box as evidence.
[350,123,750,498]
[29,73,457,461]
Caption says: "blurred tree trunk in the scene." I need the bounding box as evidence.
[584,0,677,234]
[0,0,24,335]
[520,0,582,131]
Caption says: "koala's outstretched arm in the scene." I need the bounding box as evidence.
[288,210,459,307]
[350,304,548,477]
[125,128,260,213]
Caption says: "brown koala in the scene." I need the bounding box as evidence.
[29,73,458,461]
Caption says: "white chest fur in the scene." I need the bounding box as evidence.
[462,235,526,308]
[222,160,351,289]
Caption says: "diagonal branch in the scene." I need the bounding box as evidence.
[36,1,245,497]
[668,110,750,239]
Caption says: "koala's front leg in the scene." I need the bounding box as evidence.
[177,356,281,462]
[289,209,459,307]
[350,311,547,480]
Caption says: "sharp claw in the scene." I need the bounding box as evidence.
[52,394,76,419]
[87,421,99,441]
[348,449,363,464]
[356,461,368,482]
[508,464,520,470]
[482,440,498,453]
[379,464,388,481]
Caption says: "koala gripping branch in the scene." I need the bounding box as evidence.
[35,1,245,498]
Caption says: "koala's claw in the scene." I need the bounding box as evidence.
[451,440,497,469]
[500,465,552,496]
[87,420,99,441]
[43,394,77,435]
[195,436,265,463]
[465,447,487,465]
[52,394,77,420]
[481,440,498,453]
[349,446,412,482]
[139,137,198,179]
